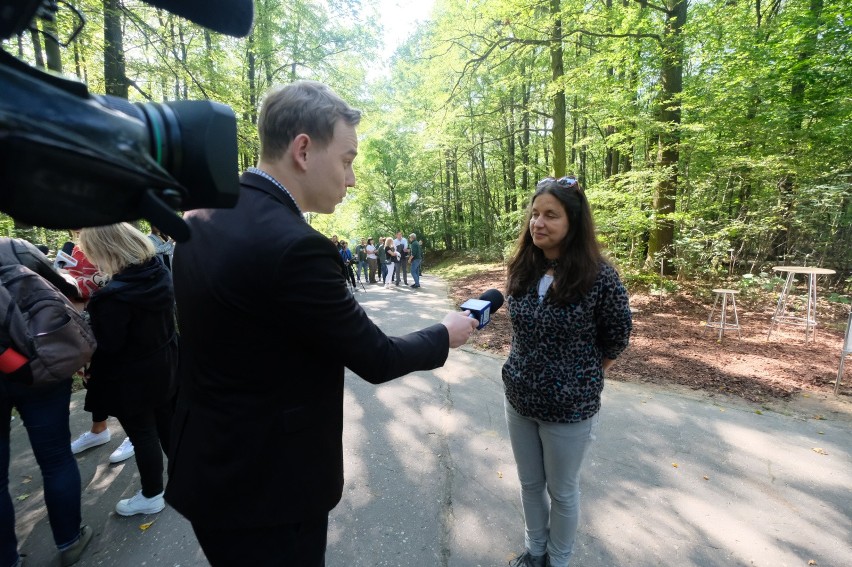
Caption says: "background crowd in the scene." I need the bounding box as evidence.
[331,231,424,291]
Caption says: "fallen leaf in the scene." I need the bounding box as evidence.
[703,475,709,480]
[16,493,29,501]
[139,520,156,531]
[812,448,828,455]
[497,471,503,479]
[808,560,817,565]
[21,476,32,484]
[813,415,825,420]
[755,410,763,415]
[818,431,824,435]
[672,463,678,468]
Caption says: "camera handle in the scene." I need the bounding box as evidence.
[139,189,190,242]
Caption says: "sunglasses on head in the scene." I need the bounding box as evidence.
[536,176,579,190]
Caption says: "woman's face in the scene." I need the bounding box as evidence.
[529,192,569,258]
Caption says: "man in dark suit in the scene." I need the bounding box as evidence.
[164,80,477,566]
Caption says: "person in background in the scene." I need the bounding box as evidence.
[417,239,425,277]
[65,232,134,465]
[384,237,399,289]
[503,176,631,567]
[164,80,477,566]
[147,226,174,271]
[354,238,368,284]
[378,236,388,284]
[78,223,178,517]
[392,231,409,286]
[0,240,92,567]
[365,238,378,284]
[408,233,422,288]
[339,240,357,290]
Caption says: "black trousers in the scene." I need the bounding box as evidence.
[193,515,328,566]
[116,401,172,497]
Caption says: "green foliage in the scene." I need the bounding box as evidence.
[1,0,849,292]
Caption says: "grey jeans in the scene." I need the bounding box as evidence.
[505,399,599,567]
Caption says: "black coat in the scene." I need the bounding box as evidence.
[165,171,449,528]
[86,258,177,416]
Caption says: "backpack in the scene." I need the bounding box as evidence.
[0,261,97,387]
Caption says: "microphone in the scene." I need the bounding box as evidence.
[461,289,505,329]
[54,251,77,270]
[54,242,78,270]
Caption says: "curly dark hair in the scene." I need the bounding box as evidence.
[506,177,604,305]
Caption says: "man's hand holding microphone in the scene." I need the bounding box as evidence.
[442,288,506,348]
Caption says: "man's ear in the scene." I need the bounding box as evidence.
[289,133,311,172]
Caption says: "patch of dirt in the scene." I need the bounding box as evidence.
[448,267,852,405]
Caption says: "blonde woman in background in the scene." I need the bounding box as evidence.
[79,223,178,517]
[383,237,399,289]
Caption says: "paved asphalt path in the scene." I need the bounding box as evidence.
[9,273,852,566]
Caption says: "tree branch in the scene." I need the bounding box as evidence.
[633,0,671,15]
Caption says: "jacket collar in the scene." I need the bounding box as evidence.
[240,170,303,218]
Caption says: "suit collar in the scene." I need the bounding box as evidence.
[240,170,303,218]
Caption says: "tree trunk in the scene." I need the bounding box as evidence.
[549,0,566,177]
[644,0,686,273]
[771,0,824,259]
[43,19,62,73]
[519,79,531,206]
[503,97,516,213]
[103,0,128,98]
[29,27,44,69]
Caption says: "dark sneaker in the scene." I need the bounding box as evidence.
[60,525,93,566]
[509,550,546,567]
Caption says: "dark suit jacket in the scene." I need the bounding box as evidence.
[165,172,449,528]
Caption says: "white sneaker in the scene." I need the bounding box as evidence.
[71,429,111,454]
[109,437,135,463]
[115,490,165,516]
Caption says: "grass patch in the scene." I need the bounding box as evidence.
[429,258,504,280]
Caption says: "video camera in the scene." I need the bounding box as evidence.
[0,0,254,241]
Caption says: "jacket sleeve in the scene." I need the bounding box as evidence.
[594,264,632,360]
[272,233,449,384]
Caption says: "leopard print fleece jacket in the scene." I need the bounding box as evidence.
[502,262,632,423]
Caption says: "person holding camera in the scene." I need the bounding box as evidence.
[164,80,478,566]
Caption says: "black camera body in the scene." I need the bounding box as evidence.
[0,0,254,240]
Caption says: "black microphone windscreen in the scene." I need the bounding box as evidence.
[143,0,254,37]
[479,289,505,313]
[61,241,75,255]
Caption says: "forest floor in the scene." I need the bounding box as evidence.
[447,266,852,409]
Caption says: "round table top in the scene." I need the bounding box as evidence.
[712,289,739,294]
[772,266,836,275]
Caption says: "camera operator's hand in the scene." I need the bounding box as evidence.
[442,311,478,348]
